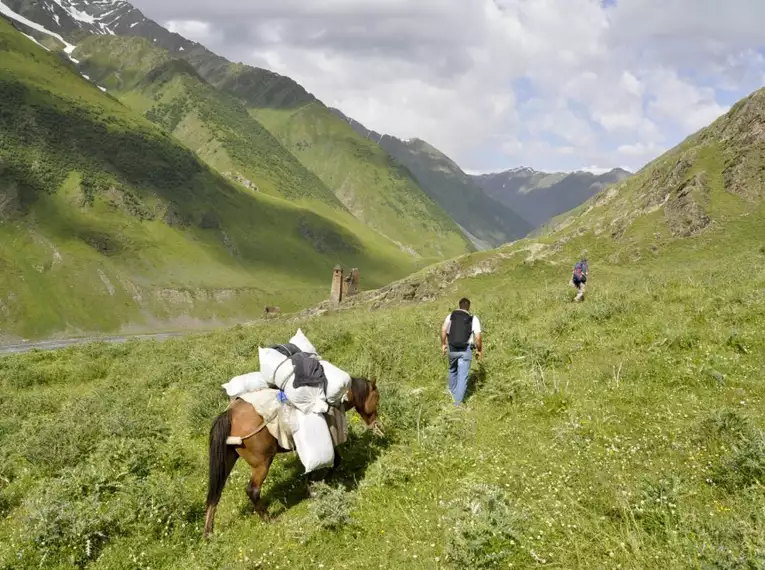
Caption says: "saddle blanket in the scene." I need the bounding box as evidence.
[237,389,348,450]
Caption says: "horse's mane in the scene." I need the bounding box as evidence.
[350,376,370,406]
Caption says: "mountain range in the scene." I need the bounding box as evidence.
[328,107,632,235]
[0,0,477,260]
[329,108,534,249]
[470,166,632,228]
[0,15,438,339]
[0,0,632,339]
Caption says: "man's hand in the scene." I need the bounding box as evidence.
[442,344,447,356]
[476,349,483,360]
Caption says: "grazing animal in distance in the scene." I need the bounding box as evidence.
[263,306,281,318]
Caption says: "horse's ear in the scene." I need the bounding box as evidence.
[370,377,377,390]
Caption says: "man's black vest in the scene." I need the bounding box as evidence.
[448,310,473,350]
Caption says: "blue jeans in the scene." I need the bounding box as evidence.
[448,348,473,404]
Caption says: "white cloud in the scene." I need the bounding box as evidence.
[165,19,214,41]
[579,165,626,175]
[130,0,765,173]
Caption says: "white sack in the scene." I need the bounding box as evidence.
[221,371,269,397]
[289,328,318,355]
[258,347,328,414]
[259,347,294,389]
[320,360,352,406]
[293,411,335,473]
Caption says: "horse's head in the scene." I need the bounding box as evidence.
[347,377,384,437]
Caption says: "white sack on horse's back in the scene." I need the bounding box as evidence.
[259,347,293,389]
[320,360,352,406]
[221,371,269,397]
[293,410,335,473]
[259,347,328,414]
[289,328,318,355]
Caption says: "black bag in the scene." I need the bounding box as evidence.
[448,310,473,350]
[268,343,302,358]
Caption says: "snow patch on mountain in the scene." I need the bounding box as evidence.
[0,0,75,51]
[50,0,96,24]
[20,31,49,50]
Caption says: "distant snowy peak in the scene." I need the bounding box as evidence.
[45,0,131,34]
[506,166,538,176]
[0,0,75,50]
[0,0,147,41]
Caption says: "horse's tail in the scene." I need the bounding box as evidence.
[206,408,235,508]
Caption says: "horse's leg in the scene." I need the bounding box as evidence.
[237,427,278,521]
[246,458,273,519]
[327,448,341,478]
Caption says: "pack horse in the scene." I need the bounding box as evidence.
[203,376,382,537]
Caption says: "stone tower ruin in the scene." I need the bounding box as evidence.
[330,265,343,305]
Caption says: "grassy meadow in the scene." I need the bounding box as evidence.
[2,204,765,568]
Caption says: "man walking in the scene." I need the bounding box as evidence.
[571,256,589,302]
[441,297,482,405]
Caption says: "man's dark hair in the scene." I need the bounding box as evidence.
[458,297,471,310]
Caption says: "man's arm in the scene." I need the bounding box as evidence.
[441,321,448,355]
[475,332,483,359]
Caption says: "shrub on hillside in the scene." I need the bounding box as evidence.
[700,410,765,491]
[442,482,525,568]
[308,482,355,530]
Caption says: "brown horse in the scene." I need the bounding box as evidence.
[203,377,382,537]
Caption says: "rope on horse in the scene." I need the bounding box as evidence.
[225,410,278,446]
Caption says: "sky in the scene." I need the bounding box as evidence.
[129,0,765,174]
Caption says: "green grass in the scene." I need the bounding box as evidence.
[2,199,765,568]
[0,21,420,339]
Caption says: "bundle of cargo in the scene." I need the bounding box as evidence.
[220,329,352,473]
[221,371,269,397]
[259,345,329,414]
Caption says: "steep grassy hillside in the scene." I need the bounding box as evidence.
[0,18,417,339]
[252,105,473,259]
[74,37,342,208]
[1,85,764,569]
[473,166,632,228]
[70,37,471,262]
[330,108,533,248]
[538,89,764,249]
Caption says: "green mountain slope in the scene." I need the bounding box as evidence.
[252,104,473,259]
[70,35,471,261]
[72,36,342,207]
[537,88,763,253]
[2,88,765,569]
[329,109,534,248]
[0,18,417,339]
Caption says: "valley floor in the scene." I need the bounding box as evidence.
[1,228,765,569]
